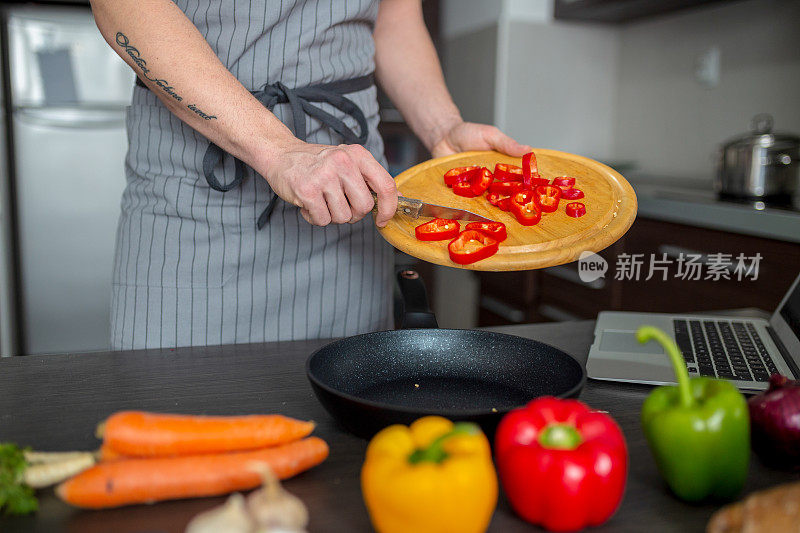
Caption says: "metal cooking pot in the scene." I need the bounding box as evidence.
[715,114,799,206]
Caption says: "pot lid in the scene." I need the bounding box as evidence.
[723,114,800,151]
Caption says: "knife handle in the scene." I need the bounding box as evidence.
[371,191,423,219]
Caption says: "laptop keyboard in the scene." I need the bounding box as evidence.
[673,319,779,382]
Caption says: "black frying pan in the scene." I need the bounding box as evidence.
[306,269,585,439]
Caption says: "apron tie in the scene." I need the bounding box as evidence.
[199,74,374,228]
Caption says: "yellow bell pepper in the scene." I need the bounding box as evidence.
[361,416,498,533]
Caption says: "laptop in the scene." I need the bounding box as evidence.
[587,272,800,391]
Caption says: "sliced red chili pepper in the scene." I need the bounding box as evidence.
[552,176,576,189]
[488,181,523,196]
[566,202,586,218]
[561,188,585,200]
[448,230,499,265]
[452,178,479,197]
[522,152,541,190]
[454,167,493,197]
[466,221,507,242]
[497,197,512,211]
[486,191,513,211]
[414,218,460,241]
[512,189,534,205]
[494,163,523,182]
[529,177,550,189]
[471,167,494,195]
[486,191,502,206]
[510,190,542,226]
[534,185,561,213]
[443,166,480,187]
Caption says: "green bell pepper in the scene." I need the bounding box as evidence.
[637,326,750,502]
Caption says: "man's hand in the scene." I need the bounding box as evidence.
[260,140,398,228]
[431,121,532,159]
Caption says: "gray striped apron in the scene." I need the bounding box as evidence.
[110,0,394,350]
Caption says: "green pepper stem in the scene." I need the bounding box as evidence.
[407,422,480,464]
[538,424,583,450]
[636,326,694,408]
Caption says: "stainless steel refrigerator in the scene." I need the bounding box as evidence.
[1,6,133,355]
[0,17,17,357]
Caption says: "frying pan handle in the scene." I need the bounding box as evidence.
[396,269,438,329]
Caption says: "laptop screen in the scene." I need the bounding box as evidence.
[779,279,800,341]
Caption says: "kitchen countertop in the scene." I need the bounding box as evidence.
[627,175,800,243]
[1,320,797,533]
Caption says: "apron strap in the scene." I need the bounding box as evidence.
[199,74,375,229]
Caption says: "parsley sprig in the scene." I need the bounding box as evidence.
[0,443,38,515]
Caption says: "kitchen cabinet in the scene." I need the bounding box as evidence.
[477,270,541,326]
[478,217,800,325]
[553,0,730,24]
[618,218,800,313]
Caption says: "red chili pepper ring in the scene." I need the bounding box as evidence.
[414,218,460,241]
[448,230,499,265]
[566,202,586,218]
[534,185,561,213]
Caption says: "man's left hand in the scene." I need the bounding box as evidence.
[431,121,532,159]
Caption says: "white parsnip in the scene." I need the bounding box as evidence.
[23,452,96,488]
[24,450,93,464]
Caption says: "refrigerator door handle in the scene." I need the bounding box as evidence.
[14,106,126,129]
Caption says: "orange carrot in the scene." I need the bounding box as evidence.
[100,411,315,457]
[97,443,124,462]
[57,436,328,509]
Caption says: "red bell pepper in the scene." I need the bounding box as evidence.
[552,176,576,189]
[522,152,541,190]
[443,166,480,187]
[561,188,584,200]
[488,181,523,196]
[510,190,541,226]
[414,218,460,241]
[448,230,498,265]
[465,221,507,242]
[534,185,561,213]
[494,163,523,182]
[495,397,628,532]
[486,191,512,211]
[565,202,586,218]
[453,167,493,198]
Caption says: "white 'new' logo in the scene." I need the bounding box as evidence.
[578,251,608,283]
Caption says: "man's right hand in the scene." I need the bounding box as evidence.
[259,140,399,228]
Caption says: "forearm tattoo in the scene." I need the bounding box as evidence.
[116,32,217,120]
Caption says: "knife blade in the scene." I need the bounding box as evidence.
[371,191,494,223]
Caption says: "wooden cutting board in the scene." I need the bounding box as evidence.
[378,149,637,271]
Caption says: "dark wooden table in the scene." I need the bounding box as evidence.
[1,320,797,533]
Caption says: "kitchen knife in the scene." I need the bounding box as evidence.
[370,191,494,223]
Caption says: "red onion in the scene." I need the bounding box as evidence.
[748,374,800,469]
